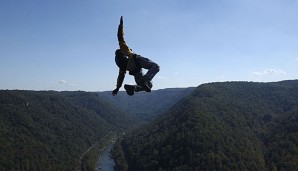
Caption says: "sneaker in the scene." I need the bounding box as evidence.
[124,84,135,96]
[140,77,152,92]
[135,86,143,92]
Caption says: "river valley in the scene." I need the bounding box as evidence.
[96,142,116,171]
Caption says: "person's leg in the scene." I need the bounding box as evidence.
[138,56,160,81]
[134,72,152,92]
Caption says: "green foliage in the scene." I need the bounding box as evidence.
[0,90,135,171]
[263,106,298,170]
[118,80,298,171]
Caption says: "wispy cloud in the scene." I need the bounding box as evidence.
[59,80,67,84]
[252,69,286,76]
[59,80,76,87]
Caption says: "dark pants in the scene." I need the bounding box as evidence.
[134,56,160,89]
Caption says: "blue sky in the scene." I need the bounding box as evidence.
[1,0,298,91]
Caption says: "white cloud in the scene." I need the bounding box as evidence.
[252,72,263,76]
[58,80,76,87]
[265,69,286,75]
[252,69,286,76]
[59,80,67,84]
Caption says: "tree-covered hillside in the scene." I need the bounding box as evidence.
[114,80,298,171]
[0,90,135,171]
[99,88,194,122]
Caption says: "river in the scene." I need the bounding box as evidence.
[96,142,115,171]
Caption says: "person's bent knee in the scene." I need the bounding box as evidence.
[154,64,160,73]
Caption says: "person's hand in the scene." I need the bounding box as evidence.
[112,87,120,96]
[120,16,123,26]
[118,16,124,41]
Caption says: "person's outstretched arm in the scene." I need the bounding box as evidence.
[112,70,126,96]
[117,16,133,56]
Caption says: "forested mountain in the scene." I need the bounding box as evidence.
[99,88,195,122]
[0,90,136,170]
[113,80,298,171]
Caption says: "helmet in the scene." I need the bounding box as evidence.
[115,49,128,70]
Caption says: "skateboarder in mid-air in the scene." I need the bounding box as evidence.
[112,16,160,96]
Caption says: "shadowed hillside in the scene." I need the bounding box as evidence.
[99,88,195,122]
[0,91,135,170]
[113,80,298,171]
